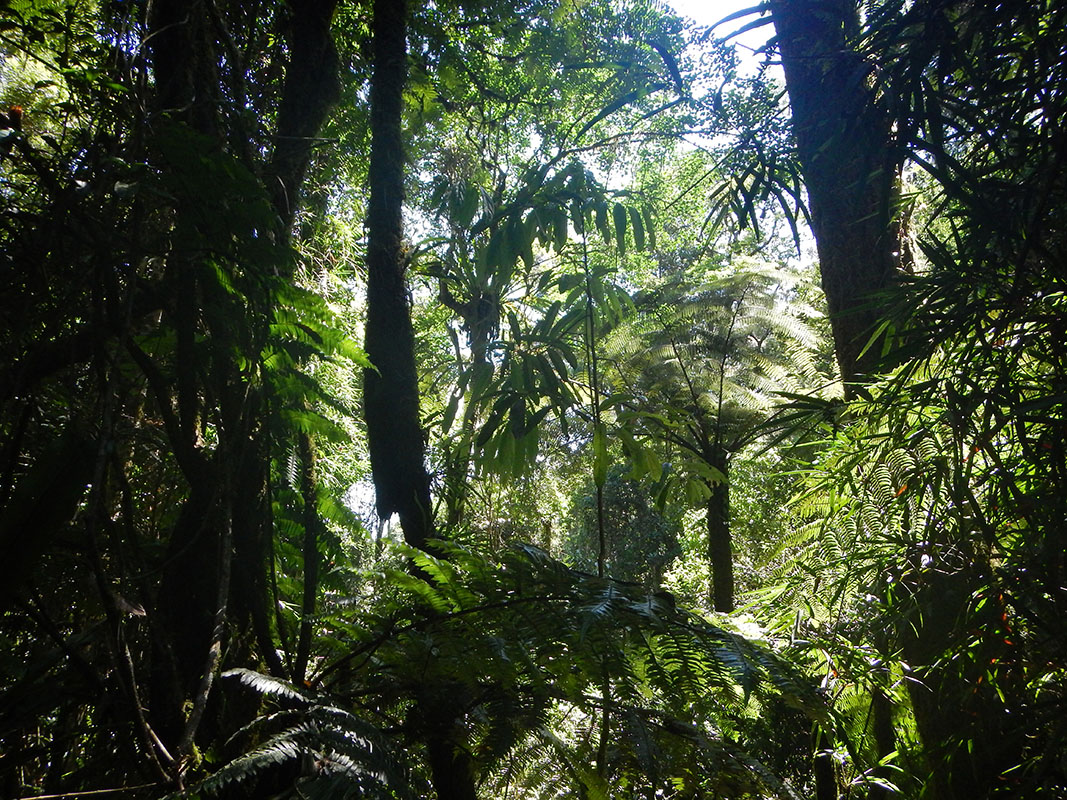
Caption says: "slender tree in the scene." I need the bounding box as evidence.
[363,0,435,551]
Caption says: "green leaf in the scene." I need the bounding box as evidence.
[593,422,609,487]
[487,226,510,272]
[457,181,480,226]
[643,447,663,482]
[574,88,641,142]
[596,200,611,244]
[519,214,536,270]
[442,392,460,432]
[688,461,727,485]
[612,202,628,255]
[553,206,569,252]
[684,478,712,505]
[629,205,645,251]
[642,205,656,250]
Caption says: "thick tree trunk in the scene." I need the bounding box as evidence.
[897,565,1021,800]
[268,0,341,230]
[362,7,478,799]
[145,0,239,754]
[425,735,478,800]
[146,0,342,759]
[866,683,896,799]
[706,465,733,613]
[770,0,900,391]
[363,0,435,550]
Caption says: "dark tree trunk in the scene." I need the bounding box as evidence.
[770,4,1027,797]
[866,647,897,800]
[146,0,342,759]
[897,564,1021,800]
[706,463,733,613]
[362,6,479,799]
[770,0,900,391]
[425,735,478,800]
[813,728,839,800]
[363,0,435,550]
[268,0,341,230]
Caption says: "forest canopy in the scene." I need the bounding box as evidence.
[1,0,1065,798]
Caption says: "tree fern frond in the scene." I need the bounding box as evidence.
[224,668,309,704]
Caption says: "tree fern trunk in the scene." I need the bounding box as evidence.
[813,728,838,800]
[898,565,1020,800]
[706,468,733,613]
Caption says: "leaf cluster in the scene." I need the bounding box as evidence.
[187,542,830,799]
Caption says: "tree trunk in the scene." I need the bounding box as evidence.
[897,565,1020,800]
[268,0,341,230]
[146,0,342,757]
[770,0,900,391]
[813,727,839,800]
[363,0,435,550]
[294,431,320,684]
[706,465,733,613]
[426,735,478,800]
[362,3,475,799]
[866,683,896,799]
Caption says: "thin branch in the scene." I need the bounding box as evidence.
[177,502,233,760]
[16,785,161,800]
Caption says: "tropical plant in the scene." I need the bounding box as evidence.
[0,0,359,792]
[567,463,684,588]
[180,541,830,800]
[604,263,823,611]
[754,1,1067,795]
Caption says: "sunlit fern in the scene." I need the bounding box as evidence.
[186,541,830,798]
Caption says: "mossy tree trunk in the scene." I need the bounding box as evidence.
[362,0,435,551]
[362,2,476,798]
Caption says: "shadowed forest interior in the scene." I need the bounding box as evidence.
[1,0,1065,798]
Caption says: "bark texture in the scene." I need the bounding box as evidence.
[770,0,900,391]
[363,0,435,549]
[706,467,734,613]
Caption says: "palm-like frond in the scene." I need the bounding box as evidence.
[176,672,408,799]
[602,265,825,501]
[206,542,828,797]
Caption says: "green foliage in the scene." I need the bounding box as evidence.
[187,541,827,799]
[177,670,409,800]
[567,464,683,587]
[605,262,823,506]
[7,0,1067,797]
[0,0,373,793]
[758,2,1067,791]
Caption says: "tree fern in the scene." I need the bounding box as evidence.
[197,542,829,797]
[601,263,826,610]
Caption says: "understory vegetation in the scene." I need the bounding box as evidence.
[1,0,1064,798]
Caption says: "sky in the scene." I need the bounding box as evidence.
[669,0,746,27]
[668,0,775,61]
